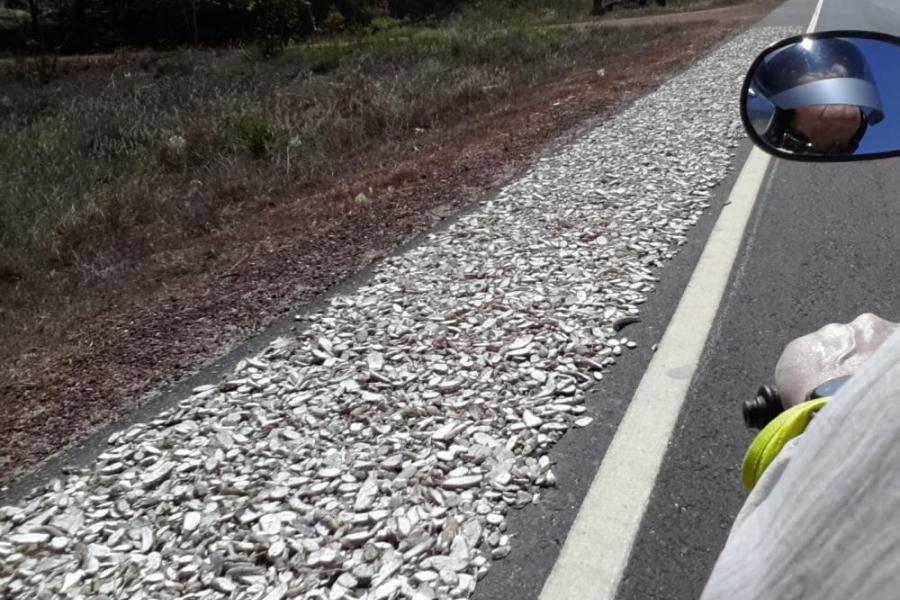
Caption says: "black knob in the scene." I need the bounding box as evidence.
[743,384,784,430]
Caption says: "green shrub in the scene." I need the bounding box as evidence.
[227,113,287,159]
[249,0,315,56]
[367,15,405,34]
[323,9,346,32]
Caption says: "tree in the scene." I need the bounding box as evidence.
[16,0,95,53]
[0,0,377,55]
[249,0,312,55]
[592,0,665,15]
[387,0,458,19]
[178,0,199,45]
[26,0,43,43]
[333,0,370,27]
[248,0,373,55]
[15,0,90,79]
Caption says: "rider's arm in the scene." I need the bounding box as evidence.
[702,328,900,600]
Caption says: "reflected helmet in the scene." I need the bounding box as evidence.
[748,37,884,152]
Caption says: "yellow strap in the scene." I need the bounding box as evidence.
[742,397,830,491]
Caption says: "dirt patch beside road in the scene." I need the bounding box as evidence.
[0,1,782,483]
[591,3,770,25]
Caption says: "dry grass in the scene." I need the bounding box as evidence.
[0,17,668,352]
[0,0,778,479]
[0,0,754,352]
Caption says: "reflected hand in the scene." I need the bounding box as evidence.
[775,313,899,408]
[791,104,863,153]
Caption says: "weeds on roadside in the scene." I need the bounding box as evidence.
[0,20,668,349]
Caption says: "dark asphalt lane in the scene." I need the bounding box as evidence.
[619,2,900,599]
[5,3,897,600]
[819,0,900,33]
[470,143,755,600]
[473,3,825,600]
[618,161,900,600]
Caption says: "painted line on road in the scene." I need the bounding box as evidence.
[538,4,824,598]
[538,146,772,600]
[808,0,825,33]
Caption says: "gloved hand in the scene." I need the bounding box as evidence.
[744,313,899,491]
[775,313,899,409]
[791,104,863,153]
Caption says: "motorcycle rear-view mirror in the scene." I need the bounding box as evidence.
[741,31,900,162]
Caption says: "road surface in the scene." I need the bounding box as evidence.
[3,1,899,598]
[474,1,900,599]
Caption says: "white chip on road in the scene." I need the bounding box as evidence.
[540,1,823,596]
[2,26,793,600]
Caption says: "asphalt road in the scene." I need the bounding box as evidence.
[3,1,895,598]
[476,1,900,599]
[618,1,900,597]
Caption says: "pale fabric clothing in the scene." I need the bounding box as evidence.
[701,329,900,600]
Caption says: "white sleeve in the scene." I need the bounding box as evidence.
[701,329,900,600]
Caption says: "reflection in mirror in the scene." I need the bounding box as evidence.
[743,34,900,159]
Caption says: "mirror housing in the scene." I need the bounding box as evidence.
[741,31,900,162]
